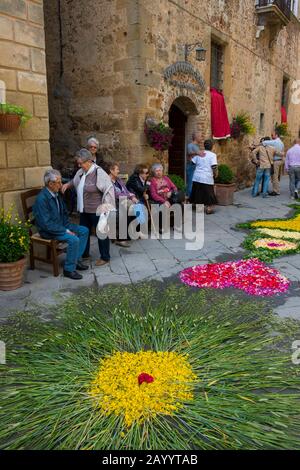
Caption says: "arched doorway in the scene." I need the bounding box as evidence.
[168,104,187,178]
[168,96,199,179]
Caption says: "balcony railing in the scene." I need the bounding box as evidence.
[256,0,292,20]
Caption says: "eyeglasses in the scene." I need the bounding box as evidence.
[89,146,97,150]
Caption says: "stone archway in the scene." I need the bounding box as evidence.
[167,95,200,179]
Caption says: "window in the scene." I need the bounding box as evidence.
[259,113,265,133]
[210,41,224,91]
[291,0,299,16]
[281,76,289,109]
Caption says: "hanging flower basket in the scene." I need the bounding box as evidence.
[144,119,174,152]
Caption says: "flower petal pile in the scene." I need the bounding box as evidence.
[90,351,197,427]
[180,259,290,296]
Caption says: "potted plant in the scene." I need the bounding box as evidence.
[0,103,32,133]
[275,122,290,138]
[215,164,236,206]
[230,112,256,139]
[0,206,31,291]
[168,174,186,192]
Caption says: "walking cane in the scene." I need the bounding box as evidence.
[145,195,159,238]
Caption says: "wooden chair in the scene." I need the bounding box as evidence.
[21,188,65,277]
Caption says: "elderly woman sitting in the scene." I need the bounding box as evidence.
[87,137,109,173]
[62,149,115,266]
[126,164,149,204]
[149,163,178,207]
[109,162,139,247]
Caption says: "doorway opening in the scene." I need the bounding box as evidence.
[168,97,199,180]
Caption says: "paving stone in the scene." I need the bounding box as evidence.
[274,297,300,320]
[96,273,131,286]
[1,177,300,321]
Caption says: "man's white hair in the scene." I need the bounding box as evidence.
[44,169,61,185]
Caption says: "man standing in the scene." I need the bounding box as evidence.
[187,132,202,199]
[33,169,89,280]
[262,131,285,196]
[285,139,300,199]
[250,137,275,198]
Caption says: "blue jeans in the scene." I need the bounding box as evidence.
[56,223,89,272]
[252,168,271,197]
[186,162,195,197]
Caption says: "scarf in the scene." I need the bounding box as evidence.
[77,164,96,213]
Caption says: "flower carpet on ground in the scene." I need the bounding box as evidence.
[179,259,290,297]
[237,204,300,262]
[0,285,299,450]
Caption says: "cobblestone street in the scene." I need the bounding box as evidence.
[1,176,299,321]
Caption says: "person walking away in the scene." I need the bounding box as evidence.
[33,169,89,280]
[190,140,218,215]
[285,139,300,200]
[251,137,275,198]
[262,132,285,196]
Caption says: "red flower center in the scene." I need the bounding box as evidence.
[138,373,154,386]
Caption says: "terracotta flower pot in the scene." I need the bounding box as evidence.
[0,114,21,133]
[0,257,26,291]
[215,183,236,206]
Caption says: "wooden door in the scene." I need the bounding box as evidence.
[168,104,187,178]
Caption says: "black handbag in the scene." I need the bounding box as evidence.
[170,190,185,204]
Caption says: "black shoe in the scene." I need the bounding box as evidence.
[76,261,89,271]
[63,270,83,280]
[270,192,279,196]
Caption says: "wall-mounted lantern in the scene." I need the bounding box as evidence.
[184,43,206,62]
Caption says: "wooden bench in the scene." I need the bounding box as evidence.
[21,188,66,277]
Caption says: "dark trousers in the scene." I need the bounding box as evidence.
[79,212,110,261]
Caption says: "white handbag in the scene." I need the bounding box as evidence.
[96,212,110,237]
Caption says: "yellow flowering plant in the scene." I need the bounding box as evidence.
[0,206,31,263]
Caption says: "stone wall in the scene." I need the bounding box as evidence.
[44,0,300,184]
[0,0,51,214]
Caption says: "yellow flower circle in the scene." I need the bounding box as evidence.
[89,351,197,427]
[253,238,297,251]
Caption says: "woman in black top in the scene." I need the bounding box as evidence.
[126,164,149,203]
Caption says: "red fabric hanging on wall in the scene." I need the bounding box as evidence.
[281,106,287,124]
[210,88,231,140]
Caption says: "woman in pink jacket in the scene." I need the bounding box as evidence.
[149,163,177,208]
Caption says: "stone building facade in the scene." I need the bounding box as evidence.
[43,0,300,187]
[0,0,51,214]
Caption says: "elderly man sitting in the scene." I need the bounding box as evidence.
[33,169,89,280]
